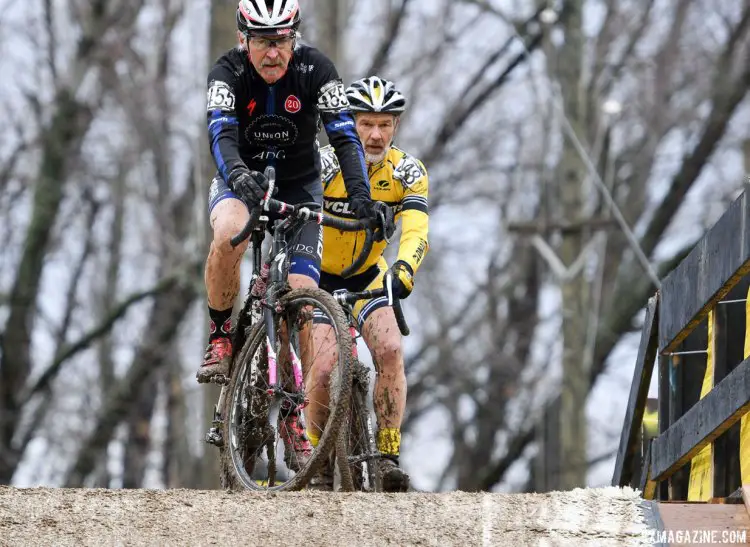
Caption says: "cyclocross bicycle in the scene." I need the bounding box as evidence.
[205,166,383,491]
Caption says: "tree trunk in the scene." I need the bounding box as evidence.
[164,357,196,488]
[304,0,349,151]
[64,266,201,487]
[93,171,127,488]
[191,0,243,490]
[313,0,347,73]
[210,0,239,60]
[0,91,92,484]
[555,0,590,490]
[122,379,159,488]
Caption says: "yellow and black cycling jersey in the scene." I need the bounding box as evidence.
[319,144,429,278]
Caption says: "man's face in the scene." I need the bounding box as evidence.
[355,113,398,164]
[243,31,294,84]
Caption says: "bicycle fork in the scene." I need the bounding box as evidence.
[263,304,306,401]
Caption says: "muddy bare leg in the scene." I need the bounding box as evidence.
[361,307,406,433]
[361,306,409,491]
[205,198,250,310]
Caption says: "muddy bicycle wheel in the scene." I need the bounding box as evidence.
[338,360,382,492]
[219,287,352,491]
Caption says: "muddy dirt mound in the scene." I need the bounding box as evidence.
[0,485,651,546]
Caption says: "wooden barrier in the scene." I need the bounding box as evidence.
[616,189,750,502]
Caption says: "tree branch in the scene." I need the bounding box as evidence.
[422,29,543,167]
[477,425,536,491]
[20,274,183,405]
[640,9,750,257]
[366,0,414,76]
[64,271,200,487]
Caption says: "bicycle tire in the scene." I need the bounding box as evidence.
[219,287,353,491]
[337,360,382,492]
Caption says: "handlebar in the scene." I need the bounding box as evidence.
[229,166,376,278]
[333,273,410,337]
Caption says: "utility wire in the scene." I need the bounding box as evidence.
[511,8,663,289]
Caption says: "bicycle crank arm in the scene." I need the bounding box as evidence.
[205,385,229,447]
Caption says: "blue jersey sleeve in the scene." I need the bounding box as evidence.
[206,57,245,183]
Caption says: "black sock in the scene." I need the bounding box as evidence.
[208,307,233,342]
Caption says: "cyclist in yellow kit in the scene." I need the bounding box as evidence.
[305,76,429,491]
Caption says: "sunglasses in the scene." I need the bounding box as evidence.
[246,33,295,51]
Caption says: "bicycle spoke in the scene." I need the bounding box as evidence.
[220,288,352,491]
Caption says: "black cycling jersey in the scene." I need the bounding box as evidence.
[206,43,371,210]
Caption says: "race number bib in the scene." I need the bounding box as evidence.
[319,146,340,183]
[207,81,236,111]
[317,80,350,113]
[394,155,426,188]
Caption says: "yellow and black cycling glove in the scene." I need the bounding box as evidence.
[387,260,414,299]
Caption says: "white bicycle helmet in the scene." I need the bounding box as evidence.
[345,76,407,114]
[237,0,301,35]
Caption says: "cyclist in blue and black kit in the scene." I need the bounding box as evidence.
[198,0,389,387]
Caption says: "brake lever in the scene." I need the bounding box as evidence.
[262,166,276,211]
[385,271,394,306]
[377,211,392,245]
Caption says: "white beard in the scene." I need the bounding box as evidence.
[365,150,387,164]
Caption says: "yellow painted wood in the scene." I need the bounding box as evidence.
[688,310,713,501]
[643,407,658,439]
[741,287,750,484]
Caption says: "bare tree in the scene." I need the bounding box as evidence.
[3,0,750,494]
[345,0,750,491]
[0,0,151,484]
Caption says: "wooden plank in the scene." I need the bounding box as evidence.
[630,426,643,489]
[670,349,686,500]
[660,190,750,352]
[642,440,658,500]
[688,313,715,501]
[634,398,659,489]
[742,485,750,517]
[652,356,750,482]
[714,305,730,497]
[710,487,745,504]
[656,503,750,546]
[612,294,659,487]
[675,321,708,501]
[724,280,750,494]
[658,353,671,500]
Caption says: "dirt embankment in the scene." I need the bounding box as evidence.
[0,485,651,546]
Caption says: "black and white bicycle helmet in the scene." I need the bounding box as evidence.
[345,76,407,114]
[237,0,301,35]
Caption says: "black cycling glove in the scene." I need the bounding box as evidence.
[228,168,269,205]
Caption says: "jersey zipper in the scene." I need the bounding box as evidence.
[267,84,277,169]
